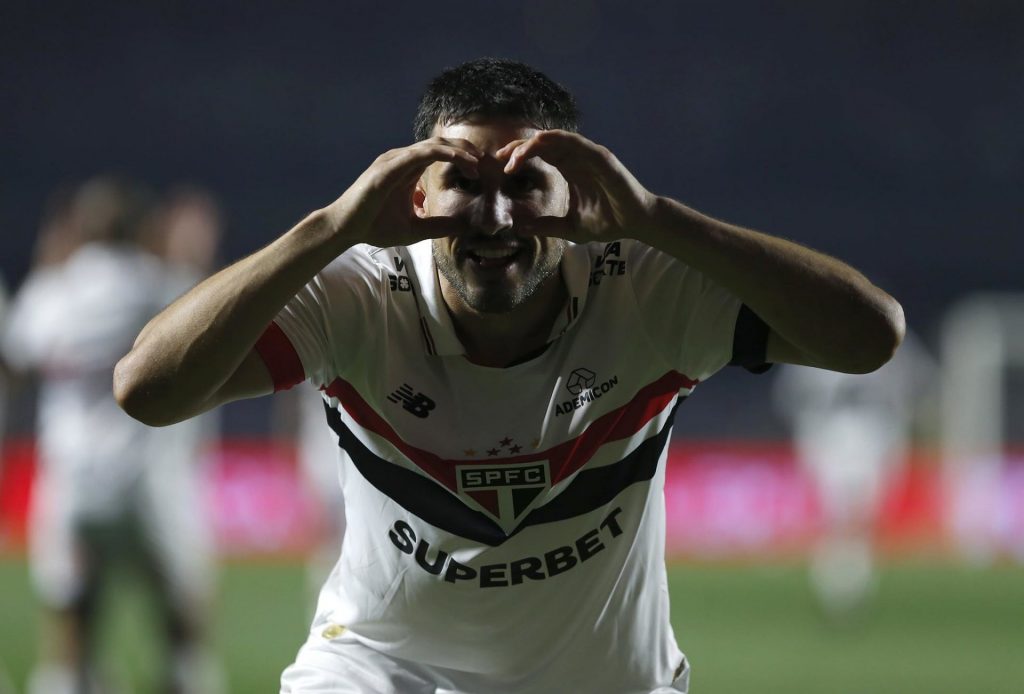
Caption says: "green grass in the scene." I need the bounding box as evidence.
[0,558,1021,693]
[669,562,1024,694]
[0,560,309,693]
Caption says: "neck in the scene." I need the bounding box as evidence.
[439,270,567,368]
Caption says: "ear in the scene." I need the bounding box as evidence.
[413,179,428,219]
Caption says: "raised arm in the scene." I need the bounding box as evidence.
[641,199,904,373]
[114,138,482,426]
[498,130,904,374]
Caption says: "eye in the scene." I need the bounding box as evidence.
[507,174,540,195]
[449,174,479,193]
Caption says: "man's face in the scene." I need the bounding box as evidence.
[417,119,569,314]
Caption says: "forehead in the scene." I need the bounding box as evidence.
[431,118,539,153]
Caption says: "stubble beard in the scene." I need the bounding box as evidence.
[432,238,567,314]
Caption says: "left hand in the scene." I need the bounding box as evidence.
[496,130,656,243]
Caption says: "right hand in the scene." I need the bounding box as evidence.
[322,137,482,248]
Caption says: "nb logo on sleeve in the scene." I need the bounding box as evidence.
[387,384,436,419]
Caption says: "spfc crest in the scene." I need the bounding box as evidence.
[455,460,551,534]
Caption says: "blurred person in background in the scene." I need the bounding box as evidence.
[1,179,224,694]
[0,268,13,694]
[297,382,347,602]
[0,272,9,443]
[774,330,933,619]
[0,268,10,483]
[0,194,78,692]
[135,187,226,693]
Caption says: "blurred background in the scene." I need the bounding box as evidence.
[0,1,1021,693]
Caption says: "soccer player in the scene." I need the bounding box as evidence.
[774,330,933,619]
[4,179,222,694]
[115,59,904,693]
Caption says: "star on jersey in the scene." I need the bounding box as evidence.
[464,436,521,458]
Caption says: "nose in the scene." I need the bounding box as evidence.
[472,191,514,236]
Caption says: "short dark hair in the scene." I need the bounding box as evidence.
[413,58,579,141]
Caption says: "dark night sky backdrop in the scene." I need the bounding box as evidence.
[2,1,1021,436]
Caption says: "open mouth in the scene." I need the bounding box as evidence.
[464,245,524,269]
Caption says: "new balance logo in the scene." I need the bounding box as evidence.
[387,384,436,419]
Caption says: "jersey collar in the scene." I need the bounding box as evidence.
[403,239,592,357]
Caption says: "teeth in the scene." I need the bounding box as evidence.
[473,248,518,259]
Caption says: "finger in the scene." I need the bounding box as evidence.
[407,151,479,181]
[388,144,479,184]
[410,143,480,168]
[495,130,586,161]
[403,147,479,181]
[494,138,529,163]
[502,139,540,174]
[432,137,485,160]
[502,131,594,174]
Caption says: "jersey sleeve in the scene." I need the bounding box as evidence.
[256,247,384,391]
[626,241,762,382]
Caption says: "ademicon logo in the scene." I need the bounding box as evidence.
[554,367,619,417]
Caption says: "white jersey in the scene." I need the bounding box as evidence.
[2,243,185,519]
[259,239,754,693]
